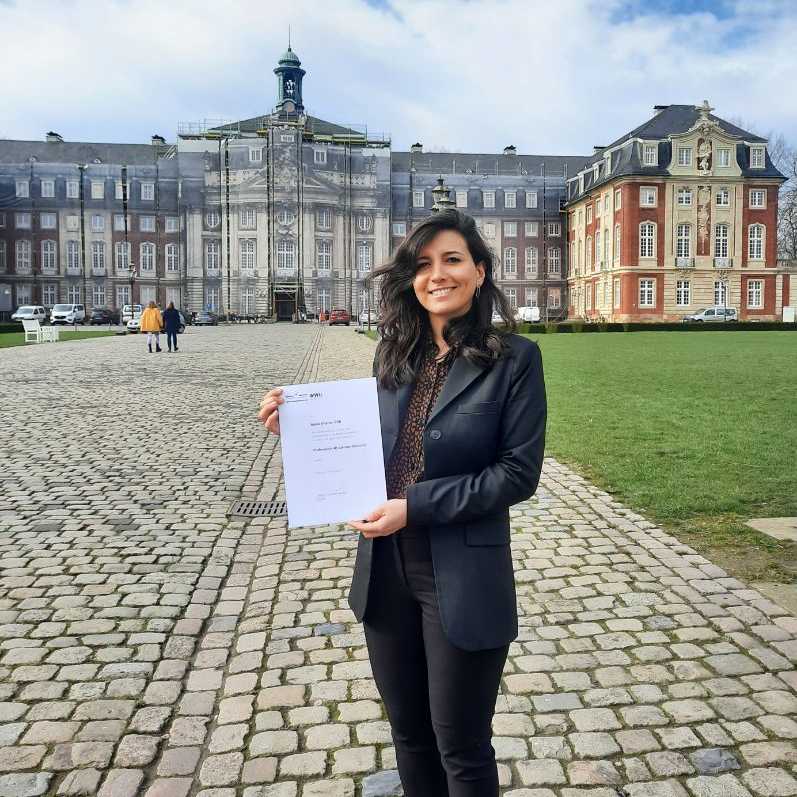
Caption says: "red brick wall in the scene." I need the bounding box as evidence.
[621,182,666,267]
[741,185,778,268]
[740,273,776,318]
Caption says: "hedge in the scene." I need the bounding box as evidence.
[0,323,22,334]
[515,321,797,334]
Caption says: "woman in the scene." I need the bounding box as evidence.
[139,301,163,353]
[162,301,181,353]
[258,209,546,796]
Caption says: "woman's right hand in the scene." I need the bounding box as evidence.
[258,388,284,436]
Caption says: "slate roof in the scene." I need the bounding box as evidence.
[210,113,365,138]
[0,139,173,165]
[392,151,591,178]
[567,104,785,203]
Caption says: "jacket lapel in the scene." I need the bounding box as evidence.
[427,355,486,425]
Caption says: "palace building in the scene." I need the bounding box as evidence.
[0,49,789,323]
[565,102,788,322]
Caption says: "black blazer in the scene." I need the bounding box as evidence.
[348,334,547,651]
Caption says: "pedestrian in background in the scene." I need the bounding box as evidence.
[162,301,181,353]
[140,301,163,353]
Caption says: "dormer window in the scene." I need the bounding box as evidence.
[677,146,693,167]
[643,144,658,166]
[593,164,600,183]
[750,146,765,168]
[717,148,731,167]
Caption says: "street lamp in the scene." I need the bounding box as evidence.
[128,267,137,323]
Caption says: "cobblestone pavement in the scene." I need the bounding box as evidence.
[1,326,796,797]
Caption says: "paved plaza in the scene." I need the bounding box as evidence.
[1,325,796,797]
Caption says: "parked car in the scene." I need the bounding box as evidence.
[11,305,48,323]
[50,303,86,325]
[126,316,141,333]
[329,309,351,326]
[515,305,540,323]
[89,306,120,325]
[121,304,143,324]
[195,311,218,326]
[358,309,379,326]
[682,306,738,323]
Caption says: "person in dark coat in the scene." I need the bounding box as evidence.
[162,302,181,352]
[259,210,547,796]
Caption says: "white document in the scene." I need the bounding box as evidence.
[279,377,387,529]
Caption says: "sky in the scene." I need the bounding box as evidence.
[1,0,796,156]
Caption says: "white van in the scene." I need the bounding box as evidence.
[122,304,143,323]
[50,303,86,325]
[682,306,738,323]
[12,305,48,323]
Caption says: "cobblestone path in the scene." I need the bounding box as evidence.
[1,326,796,797]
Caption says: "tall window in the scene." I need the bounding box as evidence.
[526,191,538,209]
[676,280,690,307]
[677,188,692,206]
[548,247,561,275]
[639,278,655,307]
[241,287,255,314]
[714,280,727,306]
[526,287,538,307]
[747,279,763,308]
[677,146,692,166]
[0,241,6,272]
[318,288,331,313]
[456,191,468,208]
[676,223,691,258]
[166,243,179,272]
[205,241,219,271]
[748,225,764,260]
[357,241,372,272]
[586,236,593,269]
[15,180,29,198]
[614,189,621,210]
[115,242,130,271]
[357,215,372,232]
[613,278,620,308]
[595,230,601,266]
[413,190,425,208]
[614,224,621,263]
[548,288,561,309]
[603,229,609,264]
[41,180,54,198]
[505,287,517,309]
[503,247,517,275]
[482,191,495,208]
[317,208,332,229]
[43,284,57,306]
[140,242,155,272]
[15,240,31,272]
[750,147,765,168]
[67,240,80,270]
[639,222,655,258]
[316,240,332,271]
[66,180,79,199]
[89,214,104,233]
[68,284,82,304]
[206,210,220,228]
[90,181,104,200]
[41,240,57,271]
[505,191,516,209]
[240,239,256,272]
[91,241,105,270]
[206,286,220,311]
[525,247,538,276]
[141,182,155,201]
[717,148,731,167]
[716,188,730,207]
[240,208,256,229]
[93,283,105,307]
[116,285,130,308]
[277,240,295,270]
[714,224,729,258]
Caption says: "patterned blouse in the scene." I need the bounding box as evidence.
[386,345,455,500]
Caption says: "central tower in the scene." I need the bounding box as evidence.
[274,46,305,114]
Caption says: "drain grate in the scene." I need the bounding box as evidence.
[228,499,287,518]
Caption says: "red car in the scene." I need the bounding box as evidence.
[328,309,351,326]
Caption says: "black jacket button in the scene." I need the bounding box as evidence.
[429,429,442,440]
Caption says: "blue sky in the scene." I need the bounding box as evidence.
[1,0,795,155]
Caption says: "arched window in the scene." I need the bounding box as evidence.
[41,240,57,270]
[714,224,729,258]
[166,243,178,272]
[613,224,621,263]
[240,239,256,272]
[676,223,691,258]
[503,247,517,274]
[140,242,155,272]
[277,239,295,270]
[639,222,655,258]
[357,241,372,272]
[748,224,764,260]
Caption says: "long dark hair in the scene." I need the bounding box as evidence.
[370,209,515,389]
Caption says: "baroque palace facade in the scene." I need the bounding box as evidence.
[0,48,788,322]
[565,102,788,321]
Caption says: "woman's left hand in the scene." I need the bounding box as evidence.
[349,499,407,538]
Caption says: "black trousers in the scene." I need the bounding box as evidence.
[363,529,509,797]
[166,331,178,350]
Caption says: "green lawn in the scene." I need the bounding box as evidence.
[527,331,797,582]
[0,330,116,349]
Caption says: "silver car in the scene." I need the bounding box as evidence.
[682,306,738,322]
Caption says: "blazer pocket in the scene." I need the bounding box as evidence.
[456,400,499,415]
[465,520,511,546]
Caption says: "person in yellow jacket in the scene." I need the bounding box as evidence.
[140,301,163,353]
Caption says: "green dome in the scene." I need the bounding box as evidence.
[278,47,301,66]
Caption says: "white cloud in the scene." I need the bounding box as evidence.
[1,0,795,154]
